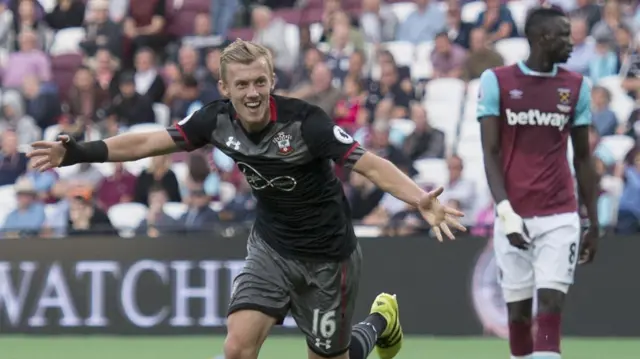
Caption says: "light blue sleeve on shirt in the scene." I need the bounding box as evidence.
[573,77,592,127]
[476,69,500,120]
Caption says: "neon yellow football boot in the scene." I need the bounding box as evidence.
[369,293,403,359]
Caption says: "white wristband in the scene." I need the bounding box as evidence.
[496,200,515,217]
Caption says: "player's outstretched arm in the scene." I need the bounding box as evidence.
[28,130,179,171]
[352,152,466,241]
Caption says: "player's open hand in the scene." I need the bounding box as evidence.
[27,135,70,171]
[418,186,466,242]
[579,226,598,264]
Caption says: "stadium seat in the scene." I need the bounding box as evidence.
[0,184,16,209]
[43,125,62,142]
[458,120,481,143]
[410,60,433,81]
[93,162,116,178]
[508,1,529,33]
[209,201,223,212]
[44,203,58,225]
[383,41,415,66]
[425,78,466,104]
[413,158,449,187]
[423,101,461,153]
[610,95,635,125]
[219,182,236,204]
[466,78,481,105]
[600,135,636,162]
[163,202,188,220]
[51,53,84,103]
[17,144,32,153]
[108,203,148,237]
[461,1,486,23]
[0,204,13,228]
[49,27,86,56]
[0,48,8,68]
[495,38,529,65]
[597,76,626,97]
[456,138,484,164]
[171,162,189,183]
[38,0,56,12]
[153,103,171,127]
[390,2,417,23]
[389,118,416,137]
[353,225,382,238]
[309,22,323,44]
[129,123,166,133]
[284,23,300,64]
[123,158,151,177]
[414,41,434,63]
[55,164,81,179]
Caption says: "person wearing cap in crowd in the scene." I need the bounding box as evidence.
[66,185,115,236]
[105,71,156,132]
[0,176,45,238]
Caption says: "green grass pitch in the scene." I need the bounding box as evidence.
[1,336,639,359]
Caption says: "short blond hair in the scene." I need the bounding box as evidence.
[220,39,274,81]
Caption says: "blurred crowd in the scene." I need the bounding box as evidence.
[1,0,640,239]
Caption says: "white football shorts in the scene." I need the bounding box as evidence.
[493,211,581,302]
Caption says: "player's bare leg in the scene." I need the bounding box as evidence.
[224,309,276,359]
[507,299,534,359]
[533,289,565,359]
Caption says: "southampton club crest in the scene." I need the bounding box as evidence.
[273,131,294,155]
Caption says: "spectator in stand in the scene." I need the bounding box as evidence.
[1,30,51,89]
[123,0,168,65]
[106,71,155,131]
[360,0,397,44]
[219,178,256,223]
[299,62,342,118]
[348,171,384,221]
[474,0,518,43]
[0,130,27,186]
[23,157,57,201]
[462,27,503,81]
[201,48,222,101]
[170,74,210,123]
[136,184,180,238]
[318,0,343,42]
[565,17,594,75]
[326,22,355,86]
[616,148,640,234]
[133,47,166,103]
[265,47,291,92]
[615,23,633,59]
[431,31,467,79]
[589,37,618,83]
[287,47,323,93]
[87,48,121,98]
[177,44,206,81]
[22,75,62,130]
[0,3,12,50]
[181,13,227,63]
[134,154,181,206]
[365,61,413,119]
[368,120,413,172]
[66,65,110,134]
[251,6,294,72]
[0,90,41,146]
[8,0,49,51]
[334,76,366,133]
[210,0,239,37]
[439,155,476,226]
[66,186,115,236]
[44,0,85,31]
[96,162,136,211]
[403,104,445,161]
[80,0,122,59]
[446,0,473,49]
[395,0,445,44]
[571,0,602,32]
[591,85,618,136]
[591,0,632,47]
[0,177,45,238]
[346,50,367,84]
[327,11,366,53]
[179,186,218,233]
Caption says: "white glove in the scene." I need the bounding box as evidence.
[496,200,529,241]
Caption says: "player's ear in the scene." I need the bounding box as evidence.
[218,79,229,99]
[271,72,276,92]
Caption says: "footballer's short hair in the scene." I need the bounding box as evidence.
[524,6,566,40]
[220,39,274,82]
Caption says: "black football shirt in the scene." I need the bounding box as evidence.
[166,95,366,261]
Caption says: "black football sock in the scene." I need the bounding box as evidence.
[348,314,387,359]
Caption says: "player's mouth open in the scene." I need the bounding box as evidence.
[246,102,261,109]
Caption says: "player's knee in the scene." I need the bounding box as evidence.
[224,334,258,359]
[537,288,565,314]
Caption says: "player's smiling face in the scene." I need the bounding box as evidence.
[220,57,275,129]
[544,16,573,64]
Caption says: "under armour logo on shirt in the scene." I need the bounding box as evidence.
[226,136,241,150]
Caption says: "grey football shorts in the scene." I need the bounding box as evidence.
[228,230,362,357]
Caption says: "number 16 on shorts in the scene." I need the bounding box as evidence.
[312,309,337,349]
